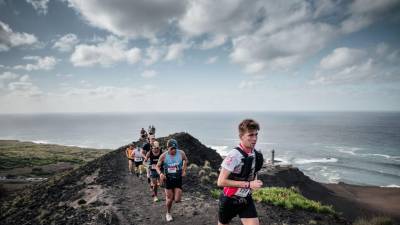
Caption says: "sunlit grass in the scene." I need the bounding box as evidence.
[0,140,110,170]
[253,187,335,214]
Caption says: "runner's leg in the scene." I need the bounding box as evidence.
[165,189,174,213]
[173,188,182,203]
[241,218,259,225]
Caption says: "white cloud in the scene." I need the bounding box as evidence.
[319,47,367,70]
[0,20,38,52]
[70,36,142,67]
[144,46,163,66]
[53,33,79,52]
[179,0,255,37]
[14,56,57,71]
[205,56,218,64]
[340,0,400,33]
[0,71,19,89]
[63,85,154,99]
[230,22,336,73]
[238,80,257,89]
[126,47,141,64]
[165,42,191,61]
[311,44,400,85]
[26,0,50,15]
[67,0,187,39]
[141,70,157,79]
[199,34,227,49]
[0,72,41,97]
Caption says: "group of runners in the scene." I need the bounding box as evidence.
[125,119,265,225]
[126,126,188,222]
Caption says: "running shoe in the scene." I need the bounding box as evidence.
[166,213,173,222]
[153,196,159,202]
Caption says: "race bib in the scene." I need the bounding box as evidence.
[234,188,250,197]
[167,166,177,173]
[151,164,157,169]
[134,157,143,162]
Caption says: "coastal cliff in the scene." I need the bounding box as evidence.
[2,133,396,224]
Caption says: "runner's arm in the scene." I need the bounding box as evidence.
[144,151,150,162]
[156,153,166,175]
[181,150,188,176]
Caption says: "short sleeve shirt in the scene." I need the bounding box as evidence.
[221,146,256,197]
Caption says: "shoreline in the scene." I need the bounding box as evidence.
[1,138,399,189]
[1,136,400,223]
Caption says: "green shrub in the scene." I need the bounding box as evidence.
[253,187,335,215]
[210,189,220,199]
[353,216,394,225]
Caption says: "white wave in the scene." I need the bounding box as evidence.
[208,145,230,156]
[381,184,400,188]
[366,153,392,159]
[31,140,49,144]
[335,146,362,155]
[294,158,338,165]
[274,157,291,165]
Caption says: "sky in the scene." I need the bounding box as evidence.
[0,0,400,113]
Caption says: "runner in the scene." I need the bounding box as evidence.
[140,128,148,141]
[217,119,264,225]
[131,144,145,178]
[156,138,188,222]
[125,144,135,175]
[144,140,162,202]
[142,136,155,187]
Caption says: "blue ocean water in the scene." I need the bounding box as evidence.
[0,112,399,187]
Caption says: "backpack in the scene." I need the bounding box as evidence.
[227,147,264,181]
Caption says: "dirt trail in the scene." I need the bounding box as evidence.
[96,151,233,225]
[87,151,345,225]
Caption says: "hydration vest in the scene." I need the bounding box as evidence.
[227,147,264,181]
[149,149,162,171]
[163,150,183,176]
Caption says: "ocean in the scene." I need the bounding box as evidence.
[0,112,399,187]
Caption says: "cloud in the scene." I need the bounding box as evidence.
[126,47,141,64]
[230,22,336,73]
[0,71,19,89]
[141,70,157,78]
[67,0,187,39]
[52,33,79,52]
[144,46,163,66]
[199,34,227,49]
[319,47,367,70]
[64,85,154,99]
[70,36,142,67]
[238,80,257,89]
[26,0,50,15]
[179,0,256,37]
[340,0,400,33]
[205,56,218,64]
[311,44,400,85]
[0,20,38,51]
[13,56,57,71]
[0,72,41,97]
[164,42,191,61]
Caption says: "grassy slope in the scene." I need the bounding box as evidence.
[0,140,110,170]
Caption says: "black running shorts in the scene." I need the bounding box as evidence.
[150,170,160,179]
[134,161,143,167]
[165,175,182,189]
[218,194,257,224]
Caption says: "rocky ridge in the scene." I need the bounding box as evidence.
[0,133,348,225]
